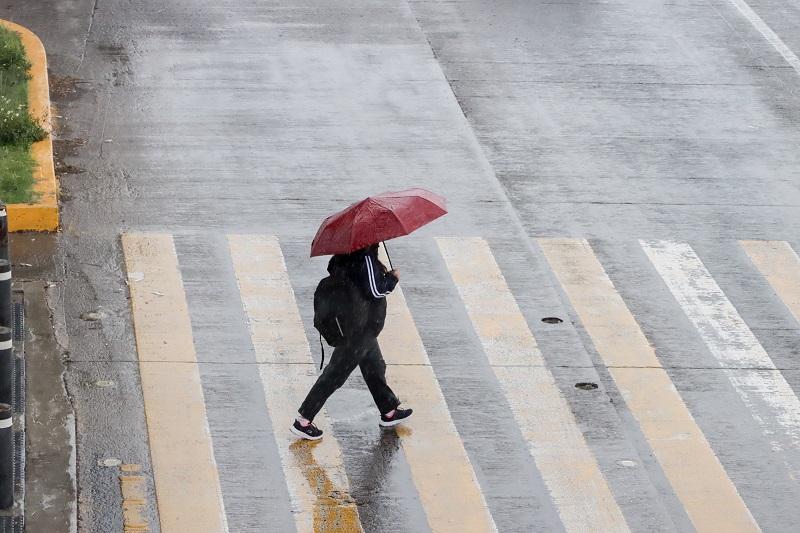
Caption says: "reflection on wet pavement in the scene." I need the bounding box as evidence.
[290,439,361,532]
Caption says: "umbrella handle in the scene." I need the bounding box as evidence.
[382,241,393,271]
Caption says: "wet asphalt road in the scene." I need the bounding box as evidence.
[3,0,800,531]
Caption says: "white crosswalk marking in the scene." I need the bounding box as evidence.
[122,233,229,533]
[227,234,363,533]
[642,240,800,450]
[539,238,761,533]
[438,237,630,533]
[126,232,800,532]
[376,245,499,533]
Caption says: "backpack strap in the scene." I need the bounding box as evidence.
[318,333,325,371]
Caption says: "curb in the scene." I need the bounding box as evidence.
[0,20,58,232]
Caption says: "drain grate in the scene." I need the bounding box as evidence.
[13,431,23,498]
[0,516,23,533]
[12,358,23,415]
[11,303,22,343]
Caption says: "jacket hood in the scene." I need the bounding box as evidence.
[327,247,374,276]
[327,253,359,277]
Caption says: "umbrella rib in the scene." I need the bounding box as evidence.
[350,199,374,251]
[388,208,412,234]
[374,202,413,241]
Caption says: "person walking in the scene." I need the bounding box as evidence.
[291,244,413,440]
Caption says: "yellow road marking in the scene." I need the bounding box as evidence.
[227,234,362,533]
[438,237,629,532]
[120,469,149,532]
[741,241,800,324]
[122,234,228,533]
[538,238,760,533]
[377,247,498,533]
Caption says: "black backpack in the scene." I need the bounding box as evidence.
[313,274,368,368]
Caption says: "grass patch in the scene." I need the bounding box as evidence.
[0,25,46,204]
[0,145,36,204]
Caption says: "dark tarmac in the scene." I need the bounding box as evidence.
[2,0,800,531]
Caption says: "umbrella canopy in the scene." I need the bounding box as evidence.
[310,188,447,257]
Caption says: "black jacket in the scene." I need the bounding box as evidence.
[327,249,399,337]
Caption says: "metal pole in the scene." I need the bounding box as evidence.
[0,206,13,511]
[0,204,7,263]
[0,403,12,509]
[382,241,393,270]
[0,260,10,332]
[0,328,10,406]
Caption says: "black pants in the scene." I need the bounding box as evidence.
[298,335,399,421]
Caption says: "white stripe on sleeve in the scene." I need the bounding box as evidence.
[365,256,388,298]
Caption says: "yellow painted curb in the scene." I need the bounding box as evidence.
[1,20,58,232]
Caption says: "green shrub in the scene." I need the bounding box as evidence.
[0,94,45,145]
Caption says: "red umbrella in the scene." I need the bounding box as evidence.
[310,188,447,257]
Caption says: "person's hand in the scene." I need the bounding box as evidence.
[389,269,401,281]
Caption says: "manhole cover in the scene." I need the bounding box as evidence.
[541,317,563,324]
[575,382,598,390]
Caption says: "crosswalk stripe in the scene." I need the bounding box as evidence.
[227,234,363,533]
[121,233,229,533]
[740,240,800,325]
[437,237,630,533]
[377,246,498,533]
[539,238,760,533]
[643,240,800,449]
